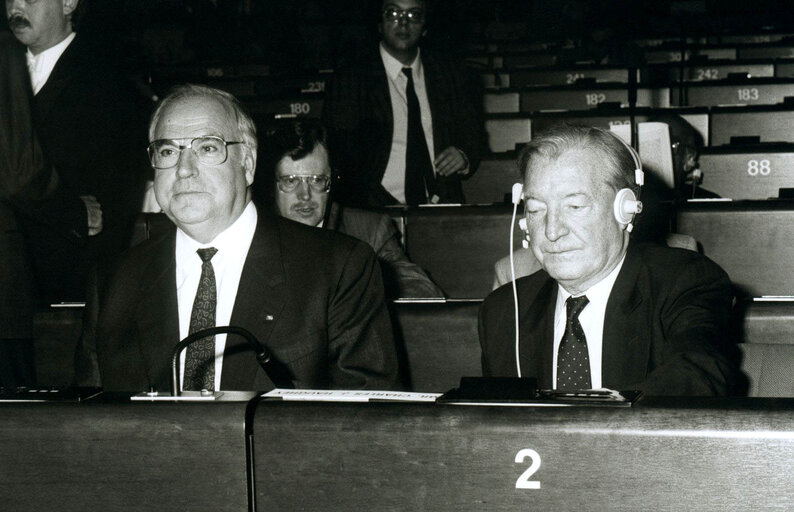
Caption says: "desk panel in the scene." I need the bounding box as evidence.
[252,399,794,511]
[0,400,250,511]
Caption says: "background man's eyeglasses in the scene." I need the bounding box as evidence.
[383,7,425,24]
[276,175,331,193]
[147,136,243,169]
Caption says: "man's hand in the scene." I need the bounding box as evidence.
[80,195,103,236]
[434,146,469,177]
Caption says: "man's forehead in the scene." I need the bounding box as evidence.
[277,145,331,176]
[525,149,609,194]
[383,0,425,11]
[155,96,236,139]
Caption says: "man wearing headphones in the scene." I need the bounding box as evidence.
[479,125,743,396]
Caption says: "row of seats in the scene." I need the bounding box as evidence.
[130,202,794,301]
[33,297,794,397]
[483,104,794,150]
[481,59,794,89]
[472,143,794,203]
[484,78,794,113]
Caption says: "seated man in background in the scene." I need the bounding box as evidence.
[76,84,400,393]
[261,120,444,299]
[479,125,743,396]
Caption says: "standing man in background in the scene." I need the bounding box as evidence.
[323,0,483,206]
[5,0,147,304]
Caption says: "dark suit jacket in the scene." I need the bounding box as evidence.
[323,48,483,206]
[0,33,85,337]
[325,202,443,298]
[81,208,400,392]
[23,33,148,303]
[479,243,743,396]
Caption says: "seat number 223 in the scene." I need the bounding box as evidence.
[514,449,542,489]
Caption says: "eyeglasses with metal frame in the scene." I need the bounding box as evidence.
[276,174,332,193]
[147,136,243,169]
[382,7,425,24]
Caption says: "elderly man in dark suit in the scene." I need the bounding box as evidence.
[323,0,483,206]
[78,84,399,393]
[479,125,742,396]
[5,0,147,303]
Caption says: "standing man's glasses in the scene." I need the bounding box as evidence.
[382,7,425,24]
[147,136,243,169]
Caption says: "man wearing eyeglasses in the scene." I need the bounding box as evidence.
[323,0,483,206]
[77,84,400,393]
[264,120,444,299]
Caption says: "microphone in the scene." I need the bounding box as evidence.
[169,326,295,396]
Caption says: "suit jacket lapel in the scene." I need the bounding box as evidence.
[221,212,288,390]
[33,35,80,124]
[133,229,180,391]
[602,246,648,388]
[519,277,557,388]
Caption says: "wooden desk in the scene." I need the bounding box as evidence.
[0,399,251,511]
[251,398,794,511]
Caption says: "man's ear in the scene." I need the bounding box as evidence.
[243,149,256,187]
[63,0,79,17]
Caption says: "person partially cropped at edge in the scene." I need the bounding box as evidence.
[75,84,400,393]
[479,125,743,396]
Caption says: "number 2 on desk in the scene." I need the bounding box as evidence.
[514,449,541,489]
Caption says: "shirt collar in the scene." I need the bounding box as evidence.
[556,253,626,308]
[175,201,258,268]
[379,42,423,82]
[26,31,75,68]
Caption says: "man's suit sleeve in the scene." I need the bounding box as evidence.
[327,240,401,390]
[0,34,85,235]
[637,258,742,396]
[369,214,445,298]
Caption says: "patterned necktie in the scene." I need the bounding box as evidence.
[183,247,218,391]
[402,67,436,205]
[556,295,591,391]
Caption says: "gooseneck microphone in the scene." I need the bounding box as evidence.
[169,326,295,396]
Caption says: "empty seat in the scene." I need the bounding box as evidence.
[675,200,794,297]
[484,91,520,113]
[520,84,670,112]
[463,155,520,204]
[404,205,523,299]
[710,105,794,145]
[642,61,774,84]
[738,43,794,60]
[393,300,482,392]
[697,143,794,199]
[484,116,531,152]
[508,66,630,87]
[684,79,794,107]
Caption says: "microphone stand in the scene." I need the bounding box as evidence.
[170,326,294,397]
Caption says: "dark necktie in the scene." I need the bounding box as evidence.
[402,67,436,205]
[183,247,218,391]
[556,295,591,390]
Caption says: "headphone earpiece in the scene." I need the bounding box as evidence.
[518,217,530,249]
[613,188,643,231]
[511,182,524,204]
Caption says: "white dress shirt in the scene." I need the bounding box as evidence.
[175,201,257,391]
[552,256,626,389]
[379,44,436,204]
[26,32,75,95]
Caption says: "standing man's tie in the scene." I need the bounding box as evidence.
[557,295,591,390]
[183,247,218,391]
[402,67,436,205]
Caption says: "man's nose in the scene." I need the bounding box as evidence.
[175,148,198,178]
[296,179,312,200]
[544,209,568,242]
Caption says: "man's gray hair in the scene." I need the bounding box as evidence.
[517,124,639,195]
[148,83,258,156]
